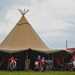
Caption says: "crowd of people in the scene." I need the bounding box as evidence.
[34,55,75,71]
[0,55,75,71]
[34,55,53,71]
[7,55,53,71]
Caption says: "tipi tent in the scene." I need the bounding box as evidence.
[0,10,49,53]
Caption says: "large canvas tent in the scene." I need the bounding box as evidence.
[0,11,49,53]
[0,10,72,70]
[0,10,50,70]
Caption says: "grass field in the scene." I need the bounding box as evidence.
[0,71,75,75]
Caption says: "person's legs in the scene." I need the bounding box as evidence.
[9,62,16,71]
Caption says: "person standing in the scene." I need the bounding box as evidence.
[8,56,16,71]
[25,56,30,70]
[37,55,41,71]
[41,57,46,71]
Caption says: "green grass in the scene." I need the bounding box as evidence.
[0,71,75,75]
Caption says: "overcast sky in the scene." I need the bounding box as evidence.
[0,0,75,48]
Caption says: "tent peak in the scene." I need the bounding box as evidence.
[18,9,29,16]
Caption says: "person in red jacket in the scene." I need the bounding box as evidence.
[8,56,16,70]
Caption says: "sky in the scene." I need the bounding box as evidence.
[0,0,75,48]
